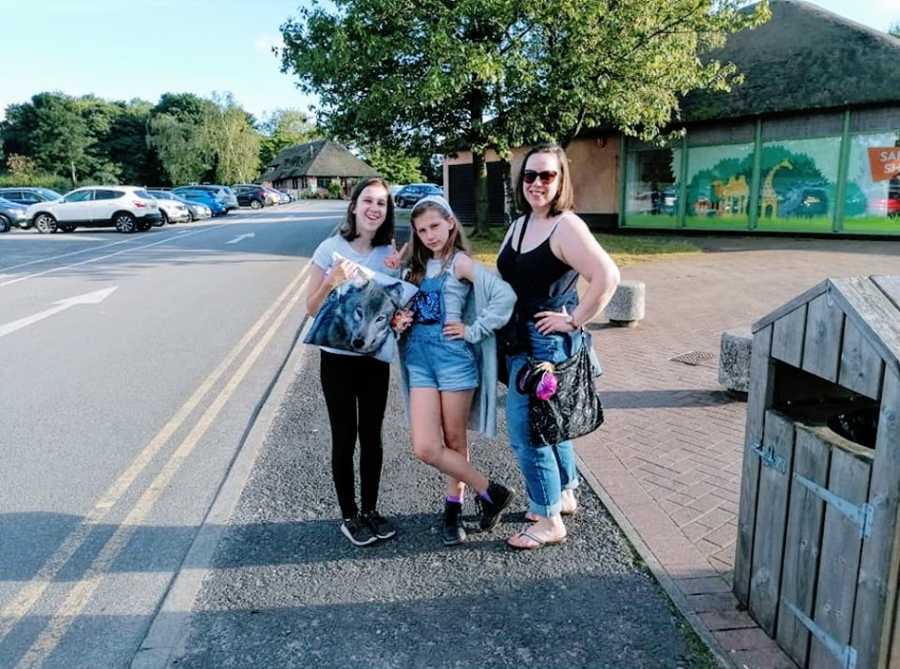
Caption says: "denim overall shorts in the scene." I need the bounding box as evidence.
[402,270,479,391]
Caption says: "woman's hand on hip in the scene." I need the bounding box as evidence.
[443,321,466,340]
[534,308,577,335]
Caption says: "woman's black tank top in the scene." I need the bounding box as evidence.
[497,214,578,317]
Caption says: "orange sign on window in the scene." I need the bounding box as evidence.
[868,147,900,182]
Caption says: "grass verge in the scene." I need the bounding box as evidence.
[462,226,702,267]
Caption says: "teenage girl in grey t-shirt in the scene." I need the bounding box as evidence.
[306,177,403,547]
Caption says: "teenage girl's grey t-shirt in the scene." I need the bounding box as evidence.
[310,234,400,356]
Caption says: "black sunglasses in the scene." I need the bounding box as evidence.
[522,170,559,184]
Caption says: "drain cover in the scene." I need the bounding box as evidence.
[670,351,716,366]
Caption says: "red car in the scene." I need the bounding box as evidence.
[871,179,900,218]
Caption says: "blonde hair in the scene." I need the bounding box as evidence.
[407,198,470,286]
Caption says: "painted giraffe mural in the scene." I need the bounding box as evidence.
[760,159,793,218]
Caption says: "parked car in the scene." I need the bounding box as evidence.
[174,185,238,212]
[149,190,212,221]
[278,189,293,203]
[143,190,190,225]
[262,186,285,205]
[233,185,269,209]
[172,188,226,216]
[868,178,900,218]
[394,183,443,208]
[0,197,29,232]
[25,186,161,233]
[0,188,64,227]
[0,187,64,207]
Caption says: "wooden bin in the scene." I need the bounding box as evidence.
[734,275,900,669]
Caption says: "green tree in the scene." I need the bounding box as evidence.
[364,144,423,185]
[2,93,96,185]
[204,93,262,184]
[148,112,212,185]
[258,108,320,167]
[280,0,769,234]
[99,99,164,185]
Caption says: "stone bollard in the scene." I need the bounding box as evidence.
[603,280,645,327]
[719,327,752,395]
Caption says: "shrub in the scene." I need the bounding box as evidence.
[327,182,343,199]
[0,172,72,193]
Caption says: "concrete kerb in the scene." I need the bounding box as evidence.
[130,317,313,669]
[575,452,733,669]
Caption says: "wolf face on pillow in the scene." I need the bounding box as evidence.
[307,277,405,354]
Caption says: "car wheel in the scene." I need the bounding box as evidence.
[250,199,262,210]
[59,224,77,233]
[115,212,136,233]
[156,211,168,227]
[34,213,58,234]
[0,216,10,233]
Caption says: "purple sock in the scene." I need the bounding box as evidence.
[446,495,463,504]
[478,490,493,504]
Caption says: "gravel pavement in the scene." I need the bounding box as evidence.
[172,344,713,669]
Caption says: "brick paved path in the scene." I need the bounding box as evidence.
[576,236,900,669]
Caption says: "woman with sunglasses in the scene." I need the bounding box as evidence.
[496,143,620,549]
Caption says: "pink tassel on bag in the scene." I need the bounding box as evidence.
[535,369,558,400]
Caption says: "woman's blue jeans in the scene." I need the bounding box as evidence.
[506,326,581,517]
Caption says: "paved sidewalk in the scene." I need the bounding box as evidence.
[576,236,900,668]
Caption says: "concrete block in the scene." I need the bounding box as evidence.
[604,280,645,327]
[718,327,752,394]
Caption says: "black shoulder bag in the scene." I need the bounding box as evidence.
[517,331,604,446]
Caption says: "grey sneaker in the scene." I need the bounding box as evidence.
[341,514,377,547]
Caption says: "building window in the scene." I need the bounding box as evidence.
[317,177,332,189]
[624,146,681,228]
[843,130,900,234]
[755,137,842,233]
[684,142,755,231]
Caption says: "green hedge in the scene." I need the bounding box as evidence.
[0,173,72,193]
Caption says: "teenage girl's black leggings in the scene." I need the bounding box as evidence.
[319,350,390,519]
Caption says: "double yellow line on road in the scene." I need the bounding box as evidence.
[2,261,313,669]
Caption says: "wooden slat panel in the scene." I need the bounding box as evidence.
[754,279,828,333]
[802,292,845,382]
[777,425,831,667]
[809,447,873,669]
[858,370,900,669]
[735,326,775,606]
[871,275,900,311]
[839,316,885,400]
[749,411,795,635]
[830,276,900,381]
[772,305,807,367]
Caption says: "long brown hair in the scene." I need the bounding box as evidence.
[340,177,394,247]
[407,198,470,286]
[515,143,575,217]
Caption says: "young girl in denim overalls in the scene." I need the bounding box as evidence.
[394,196,517,546]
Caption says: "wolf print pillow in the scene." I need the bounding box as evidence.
[304,254,417,362]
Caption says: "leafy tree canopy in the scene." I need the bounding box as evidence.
[280,0,770,231]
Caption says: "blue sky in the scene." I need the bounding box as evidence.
[0,0,898,124]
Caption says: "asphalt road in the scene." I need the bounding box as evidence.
[0,201,347,669]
